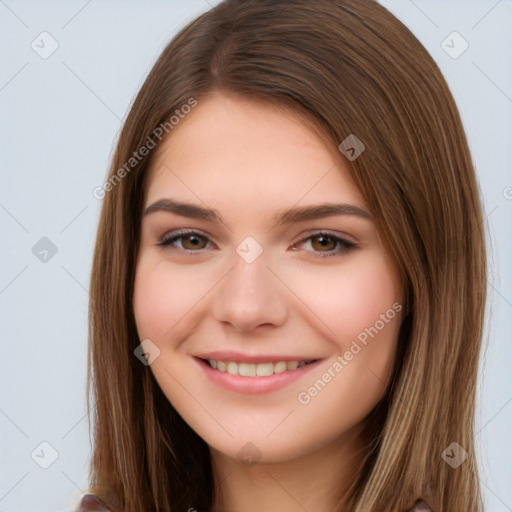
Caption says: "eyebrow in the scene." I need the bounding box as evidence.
[143,198,372,226]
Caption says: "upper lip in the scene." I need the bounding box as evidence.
[195,351,322,364]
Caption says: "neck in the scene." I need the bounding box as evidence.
[210,426,367,512]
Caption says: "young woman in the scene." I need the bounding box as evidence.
[77,0,487,510]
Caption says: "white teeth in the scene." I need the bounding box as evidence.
[206,359,315,377]
[287,361,299,370]
[256,362,273,376]
[227,362,238,375]
[274,361,287,374]
[238,362,256,377]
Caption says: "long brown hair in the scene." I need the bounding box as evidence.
[85,0,487,510]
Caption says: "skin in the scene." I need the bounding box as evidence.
[133,92,403,512]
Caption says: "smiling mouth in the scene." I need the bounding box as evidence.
[201,358,318,377]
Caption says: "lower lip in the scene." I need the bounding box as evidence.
[194,357,323,395]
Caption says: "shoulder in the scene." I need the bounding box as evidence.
[76,494,112,512]
[74,493,432,511]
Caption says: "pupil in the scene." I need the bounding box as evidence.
[314,236,334,251]
[184,235,203,249]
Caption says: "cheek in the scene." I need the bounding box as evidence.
[291,256,402,436]
[133,258,202,340]
[281,251,402,348]
[131,247,403,462]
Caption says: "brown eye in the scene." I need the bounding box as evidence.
[310,235,337,252]
[293,232,356,259]
[181,234,208,250]
[157,230,212,251]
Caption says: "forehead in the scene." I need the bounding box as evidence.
[144,93,366,210]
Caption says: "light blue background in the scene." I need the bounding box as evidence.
[1,1,511,510]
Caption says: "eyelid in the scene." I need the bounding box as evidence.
[157,228,216,249]
[156,228,358,257]
[290,230,357,259]
[291,229,357,246]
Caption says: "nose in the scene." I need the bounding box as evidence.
[211,248,288,332]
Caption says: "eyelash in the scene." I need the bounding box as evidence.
[156,229,357,258]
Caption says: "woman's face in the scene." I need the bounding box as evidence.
[133,92,403,464]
